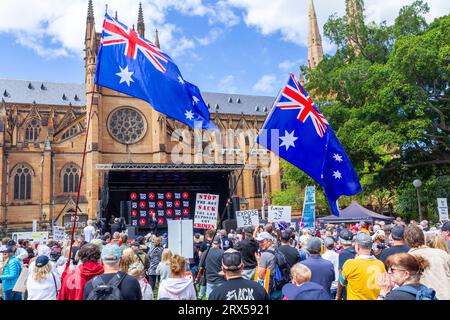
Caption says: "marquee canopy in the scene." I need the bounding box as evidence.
[318,201,395,224]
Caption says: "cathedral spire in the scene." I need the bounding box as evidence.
[87,0,94,22]
[137,3,145,38]
[345,0,365,55]
[307,0,324,69]
[154,28,160,48]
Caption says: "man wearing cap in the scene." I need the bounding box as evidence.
[379,225,410,263]
[0,246,22,300]
[204,235,225,299]
[208,249,269,300]
[255,232,279,299]
[442,221,450,250]
[234,226,259,280]
[340,232,386,300]
[83,244,142,300]
[300,237,335,297]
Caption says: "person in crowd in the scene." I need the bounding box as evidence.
[71,234,87,265]
[128,262,153,300]
[208,248,269,300]
[83,244,142,300]
[102,232,111,245]
[234,226,259,280]
[220,229,233,251]
[136,236,149,254]
[120,234,129,250]
[119,248,136,274]
[58,243,104,300]
[130,241,150,277]
[204,236,225,298]
[296,233,311,261]
[301,237,335,297]
[404,224,450,300]
[197,228,215,299]
[147,236,164,291]
[157,255,196,300]
[162,233,169,249]
[110,232,122,246]
[14,240,28,262]
[426,233,449,254]
[26,255,61,300]
[372,233,387,259]
[110,218,123,235]
[0,246,22,300]
[379,225,410,263]
[278,230,300,268]
[340,232,386,300]
[335,228,356,300]
[156,249,173,282]
[322,237,339,299]
[420,220,430,232]
[282,263,330,300]
[255,232,279,300]
[377,253,437,300]
[442,221,450,250]
[83,220,97,243]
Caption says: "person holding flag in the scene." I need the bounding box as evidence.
[257,73,362,216]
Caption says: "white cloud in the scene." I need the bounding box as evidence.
[252,74,278,94]
[278,59,304,73]
[196,28,224,46]
[218,75,238,93]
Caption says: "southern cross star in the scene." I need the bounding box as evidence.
[333,153,343,162]
[178,75,185,85]
[280,130,298,151]
[116,65,134,86]
[192,96,200,104]
[332,170,342,179]
[185,110,195,120]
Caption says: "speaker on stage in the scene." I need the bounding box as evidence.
[120,201,131,224]
[222,219,237,234]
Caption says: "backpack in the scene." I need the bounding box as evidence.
[86,272,126,300]
[266,249,291,292]
[394,285,439,300]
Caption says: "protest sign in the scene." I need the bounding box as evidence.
[301,186,316,228]
[236,210,259,228]
[12,232,49,244]
[437,198,448,221]
[268,206,291,223]
[193,193,219,229]
[53,226,66,241]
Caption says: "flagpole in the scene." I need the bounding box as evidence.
[65,82,96,270]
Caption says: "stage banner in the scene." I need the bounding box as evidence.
[12,232,49,244]
[236,210,259,228]
[268,206,292,223]
[194,193,219,229]
[301,186,316,228]
[53,226,66,241]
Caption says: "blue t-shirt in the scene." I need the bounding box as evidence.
[301,256,335,296]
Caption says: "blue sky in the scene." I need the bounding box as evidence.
[0,0,448,96]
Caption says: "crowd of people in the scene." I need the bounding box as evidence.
[0,217,449,300]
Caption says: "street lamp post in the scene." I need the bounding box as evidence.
[413,179,423,222]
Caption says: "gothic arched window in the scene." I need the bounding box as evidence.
[62,163,80,193]
[61,125,80,140]
[12,163,33,200]
[253,170,262,195]
[25,119,41,143]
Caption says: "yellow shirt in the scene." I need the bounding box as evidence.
[342,256,386,300]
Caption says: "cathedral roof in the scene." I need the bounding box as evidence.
[0,79,275,116]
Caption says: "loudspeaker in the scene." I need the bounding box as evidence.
[127,226,137,239]
[222,219,237,233]
[120,201,131,224]
[229,196,240,220]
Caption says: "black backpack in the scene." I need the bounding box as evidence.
[266,249,291,292]
[86,273,126,300]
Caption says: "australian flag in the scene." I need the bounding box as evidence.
[257,74,361,216]
[95,13,214,129]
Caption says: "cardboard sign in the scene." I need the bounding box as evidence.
[63,213,88,230]
[437,198,448,221]
[12,232,49,244]
[194,193,219,229]
[236,210,259,228]
[301,186,316,228]
[52,226,66,241]
[268,206,291,223]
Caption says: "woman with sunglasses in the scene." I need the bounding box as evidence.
[376,253,437,300]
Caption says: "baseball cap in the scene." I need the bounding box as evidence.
[35,255,50,268]
[391,225,405,240]
[255,232,273,242]
[101,244,123,261]
[281,230,292,241]
[324,237,335,249]
[355,232,373,247]
[442,221,450,232]
[306,237,322,253]
[339,229,353,244]
[1,246,13,253]
[7,240,16,246]
[222,249,242,271]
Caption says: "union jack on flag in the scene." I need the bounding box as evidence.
[276,73,328,138]
[100,14,168,73]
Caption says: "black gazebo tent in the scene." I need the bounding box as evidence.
[318,201,394,224]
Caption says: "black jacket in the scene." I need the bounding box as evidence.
[234,238,259,270]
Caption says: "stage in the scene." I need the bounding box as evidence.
[97,163,243,235]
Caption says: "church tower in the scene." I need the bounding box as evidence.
[345,0,365,55]
[137,3,145,38]
[307,0,324,69]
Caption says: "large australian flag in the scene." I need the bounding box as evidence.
[95,13,214,129]
[257,74,362,216]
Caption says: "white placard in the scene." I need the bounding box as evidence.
[194,193,219,229]
[268,206,292,223]
[437,198,448,221]
[12,232,49,244]
[168,219,194,259]
[52,226,66,242]
[236,210,259,228]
